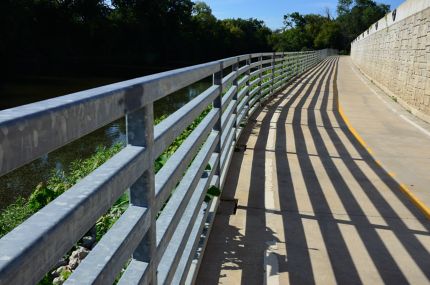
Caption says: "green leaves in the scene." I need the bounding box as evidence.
[205,186,221,202]
[28,183,57,212]
[0,143,125,238]
[272,0,390,53]
[0,197,34,237]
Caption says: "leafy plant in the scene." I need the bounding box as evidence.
[205,186,221,202]
[96,194,129,241]
[0,143,124,238]
[0,197,34,237]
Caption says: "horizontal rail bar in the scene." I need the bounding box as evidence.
[237,85,249,103]
[155,110,218,212]
[260,59,273,65]
[221,85,238,112]
[181,195,219,285]
[0,62,221,177]
[237,65,250,76]
[222,71,236,89]
[220,137,235,188]
[221,115,236,152]
[65,205,151,285]
[116,259,149,285]
[155,133,218,266]
[249,61,261,69]
[171,199,210,285]
[249,85,261,98]
[249,77,261,87]
[0,145,150,284]
[221,99,237,131]
[262,73,271,80]
[154,85,219,158]
[237,95,248,116]
[0,49,335,285]
[250,69,261,77]
[237,75,249,88]
[157,158,217,285]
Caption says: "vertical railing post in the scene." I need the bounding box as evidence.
[245,54,252,118]
[271,52,275,96]
[305,52,308,69]
[301,52,304,73]
[304,52,307,71]
[258,55,263,103]
[126,104,156,284]
[306,52,309,69]
[213,62,223,187]
[301,53,303,73]
[295,53,298,76]
[303,52,305,72]
[233,57,239,142]
[282,52,286,84]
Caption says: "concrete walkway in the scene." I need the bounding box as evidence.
[196,56,430,285]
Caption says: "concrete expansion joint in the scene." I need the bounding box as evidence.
[237,204,426,222]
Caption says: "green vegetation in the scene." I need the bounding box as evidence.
[0,197,34,237]
[270,0,390,53]
[2,0,393,79]
[0,1,396,282]
[205,186,221,202]
[2,0,271,78]
[0,144,123,238]
[0,107,219,284]
[0,107,215,239]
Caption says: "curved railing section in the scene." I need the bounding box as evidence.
[0,49,336,285]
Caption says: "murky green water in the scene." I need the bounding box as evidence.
[0,74,211,209]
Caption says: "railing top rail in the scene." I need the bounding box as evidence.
[0,54,257,177]
[0,50,333,178]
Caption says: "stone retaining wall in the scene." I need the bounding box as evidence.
[351,0,430,122]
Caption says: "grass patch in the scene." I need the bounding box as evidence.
[0,143,124,238]
[0,197,34,236]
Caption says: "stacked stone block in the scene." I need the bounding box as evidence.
[351,6,430,121]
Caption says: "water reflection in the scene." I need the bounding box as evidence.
[0,79,211,209]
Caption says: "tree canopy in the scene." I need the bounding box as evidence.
[0,0,271,78]
[270,0,390,52]
[0,0,392,79]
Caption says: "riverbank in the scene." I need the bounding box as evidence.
[0,74,211,210]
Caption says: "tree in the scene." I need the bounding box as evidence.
[337,0,353,16]
[336,0,390,50]
[314,21,343,49]
[272,12,330,51]
[271,0,391,53]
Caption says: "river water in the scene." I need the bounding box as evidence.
[0,73,211,209]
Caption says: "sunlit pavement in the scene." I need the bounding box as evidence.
[196,56,430,285]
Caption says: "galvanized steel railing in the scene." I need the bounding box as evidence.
[0,49,336,285]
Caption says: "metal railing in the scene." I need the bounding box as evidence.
[0,49,336,285]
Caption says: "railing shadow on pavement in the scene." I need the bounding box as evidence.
[197,56,430,285]
[0,49,337,285]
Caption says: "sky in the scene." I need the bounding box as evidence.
[203,0,405,30]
